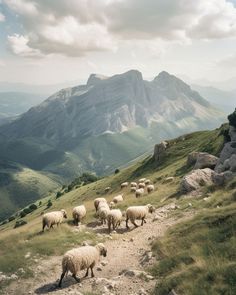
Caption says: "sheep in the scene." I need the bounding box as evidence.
[104,187,111,193]
[130,187,137,193]
[107,209,123,232]
[113,194,124,204]
[138,182,145,189]
[42,209,67,232]
[139,178,146,183]
[58,243,107,287]
[109,201,115,209]
[94,198,107,212]
[120,182,129,189]
[147,184,155,194]
[130,182,137,187]
[97,201,110,225]
[135,188,144,198]
[126,204,155,229]
[72,205,86,226]
[145,179,151,185]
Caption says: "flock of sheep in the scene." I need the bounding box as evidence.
[41,177,155,287]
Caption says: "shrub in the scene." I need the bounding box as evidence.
[8,216,16,222]
[228,108,236,128]
[115,168,120,174]
[39,201,42,206]
[29,204,37,211]
[19,211,27,218]
[23,207,32,214]
[14,220,27,228]
[47,200,52,208]
[56,191,63,199]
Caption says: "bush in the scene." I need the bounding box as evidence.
[19,211,27,218]
[115,168,120,174]
[8,216,16,222]
[14,220,27,228]
[29,204,37,211]
[39,201,42,206]
[47,200,52,208]
[228,108,236,128]
[23,207,32,215]
[56,191,63,199]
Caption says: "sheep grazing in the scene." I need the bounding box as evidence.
[145,179,151,185]
[72,205,86,226]
[135,188,144,198]
[97,201,110,225]
[42,209,67,232]
[94,198,107,212]
[107,209,122,232]
[126,204,155,229]
[138,182,145,189]
[109,201,115,209]
[104,186,111,193]
[139,178,146,183]
[58,243,107,287]
[130,187,137,193]
[120,182,129,189]
[130,182,137,187]
[147,184,155,194]
[113,194,124,204]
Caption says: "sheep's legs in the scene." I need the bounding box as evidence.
[72,274,80,283]
[141,218,146,226]
[126,218,129,229]
[84,268,89,277]
[58,271,66,287]
[132,221,138,227]
[90,267,94,277]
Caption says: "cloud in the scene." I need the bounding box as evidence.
[3,0,236,58]
[0,11,5,21]
[7,34,41,57]
[218,53,236,67]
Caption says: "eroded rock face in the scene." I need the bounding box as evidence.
[154,141,168,162]
[194,153,219,169]
[187,151,200,166]
[181,168,215,192]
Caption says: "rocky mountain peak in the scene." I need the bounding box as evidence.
[87,74,108,86]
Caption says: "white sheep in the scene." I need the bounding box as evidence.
[147,184,155,194]
[120,182,129,189]
[42,209,67,232]
[145,179,151,185]
[135,188,144,198]
[130,182,137,187]
[58,243,107,287]
[94,198,107,212]
[126,204,155,229]
[139,178,146,183]
[107,209,123,232]
[113,194,124,204]
[138,182,145,189]
[109,201,115,209]
[97,201,110,225]
[72,205,86,226]
[130,187,137,192]
[104,186,111,193]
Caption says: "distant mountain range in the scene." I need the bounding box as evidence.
[0,70,226,219]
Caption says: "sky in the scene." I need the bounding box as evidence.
[0,0,236,86]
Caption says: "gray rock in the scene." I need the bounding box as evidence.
[194,153,218,169]
[229,126,236,141]
[187,151,200,166]
[223,170,234,181]
[154,141,168,162]
[212,172,225,186]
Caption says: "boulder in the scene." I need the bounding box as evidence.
[154,141,168,162]
[216,142,236,167]
[229,154,236,172]
[229,125,236,141]
[187,151,200,166]
[181,168,215,192]
[194,153,219,169]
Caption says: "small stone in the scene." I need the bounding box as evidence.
[18,268,25,274]
[146,275,154,280]
[112,230,117,234]
[109,236,113,240]
[101,260,108,266]
[25,252,31,259]
[97,267,102,271]
[10,274,18,280]
[188,203,192,207]
[82,241,89,246]
[139,288,148,295]
[130,238,134,242]
[122,238,127,241]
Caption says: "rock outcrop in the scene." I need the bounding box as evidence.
[194,153,219,169]
[154,141,168,162]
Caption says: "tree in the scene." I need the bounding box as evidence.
[115,168,120,174]
[47,200,52,208]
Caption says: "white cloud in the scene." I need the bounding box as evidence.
[7,34,41,57]
[0,11,5,21]
[3,0,236,57]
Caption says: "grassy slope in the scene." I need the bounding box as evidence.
[0,125,235,294]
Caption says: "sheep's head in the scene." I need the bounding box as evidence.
[61,209,67,219]
[96,243,107,257]
[147,204,155,213]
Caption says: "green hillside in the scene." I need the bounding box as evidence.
[0,124,235,294]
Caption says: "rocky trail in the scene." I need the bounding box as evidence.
[4,206,194,295]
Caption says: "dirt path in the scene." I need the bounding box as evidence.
[4,207,194,295]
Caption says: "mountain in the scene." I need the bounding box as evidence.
[0,92,46,126]
[0,70,225,175]
[191,85,236,113]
